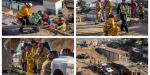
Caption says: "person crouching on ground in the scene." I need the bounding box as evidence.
[56,17,66,32]
[103,13,119,36]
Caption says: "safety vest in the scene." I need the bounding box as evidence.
[119,3,129,14]
[30,13,42,24]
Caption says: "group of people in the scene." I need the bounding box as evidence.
[20,40,54,74]
[95,0,145,36]
[16,2,66,33]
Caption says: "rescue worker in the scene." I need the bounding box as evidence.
[30,40,38,74]
[136,3,145,19]
[98,60,100,63]
[103,13,119,36]
[26,46,34,73]
[41,53,54,75]
[95,0,104,24]
[35,43,50,74]
[90,59,92,63]
[29,11,45,33]
[16,3,33,33]
[92,55,94,59]
[117,0,137,32]
[21,47,27,71]
[102,0,112,20]
[38,10,52,25]
[56,17,66,32]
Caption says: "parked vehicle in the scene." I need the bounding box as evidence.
[76,53,90,59]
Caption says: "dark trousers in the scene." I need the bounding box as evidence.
[139,14,144,19]
[120,14,128,32]
[30,23,40,32]
[33,62,37,74]
[37,69,41,74]
[22,62,27,71]
[18,16,30,30]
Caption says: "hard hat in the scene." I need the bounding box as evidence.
[26,2,33,7]
[21,46,25,50]
[59,17,64,22]
[139,3,142,5]
[38,43,43,47]
[31,39,36,44]
[38,10,44,15]
[109,13,115,18]
[47,53,54,59]
[26,46,30,50]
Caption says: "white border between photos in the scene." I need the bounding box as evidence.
[0,0,150,75]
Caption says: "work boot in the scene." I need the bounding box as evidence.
[120,30,126,32]
[95,23,99,24]
[19,29,23,33]
[101,19,105,22]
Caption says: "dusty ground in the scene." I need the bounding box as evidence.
[76,18,148,36]
[76,47,148,75]
[2,5,74,36]
[2,38,74,70]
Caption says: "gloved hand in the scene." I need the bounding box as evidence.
[41,55,45,57]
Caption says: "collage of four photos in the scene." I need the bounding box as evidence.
[1,0,148,75]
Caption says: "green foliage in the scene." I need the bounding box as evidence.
[78,0,87,6]
[81,7,90,12]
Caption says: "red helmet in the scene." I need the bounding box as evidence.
[139,3,142,5]
[26,46,30,50]
[109,13,115,18]
[38,43,43,47]
[59,17,64,22]
[47,53,54,59]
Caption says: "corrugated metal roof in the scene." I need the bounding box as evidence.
[101,47,129,54]
[44,0,60,3]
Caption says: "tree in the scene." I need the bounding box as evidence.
[78,0,87,6]
[81,6,90,12]
[130,38,139,43]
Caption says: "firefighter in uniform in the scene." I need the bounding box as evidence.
[102,0,112,20]
[21,47,27,71]
[26,46,34,73]
[41,53,54,75]
[56,17,66,32]
[30,40,38,74]
[35,43,50,74]
[103,13,119,36]
[136,3,145,19]
[117,0,137,32]
[95,0,104,24]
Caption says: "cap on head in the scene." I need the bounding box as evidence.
[38,43,43,47]
[59,17,64,22]
[38,10,44,15]
[122,0,126,1]
[31,39,36,44]
[47,53,54,59]
[26,46,30,50]
[139,3,142,5]
[21,46,25,50]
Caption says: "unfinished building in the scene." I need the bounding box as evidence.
[96,47,129,61]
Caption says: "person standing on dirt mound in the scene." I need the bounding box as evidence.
[136,3,145,20]
[35,43,50,74]
[56,17,66,32]
[30,40,38,74]
[26,46,34,73]
[41,53,54,75]
[21,47,27,72]
[117,0,137,33]
[103,13,119,36]
[102,0,112,20]
[95,0,104,24]
[16,2,34,33]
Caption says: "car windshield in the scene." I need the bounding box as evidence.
[16,44,22,52]
[102,65,108,69]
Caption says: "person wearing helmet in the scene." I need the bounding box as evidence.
[38,10,53,25]
[117,0,137,33]
[16,2,34,33]
[136,3,145,19]
[56,17,66,32]
[41,53,54,75]
[28,10,45,33]
[26,46,34,73]
[30,40,38,74]
[35,43,49,74]
[21,47,27,71]
[103,13,119,36]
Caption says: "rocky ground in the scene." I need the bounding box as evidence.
[76,18,148,36]
[2,6,74,36]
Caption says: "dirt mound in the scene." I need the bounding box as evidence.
[80,69,94,75]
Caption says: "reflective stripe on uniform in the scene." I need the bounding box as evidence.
[18,11,25,16]
[104,25,110,26]
[42,69,51,72]
[119,3,129,14]
[30,13,42,24]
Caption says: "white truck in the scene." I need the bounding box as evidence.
[51,56,74,75]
